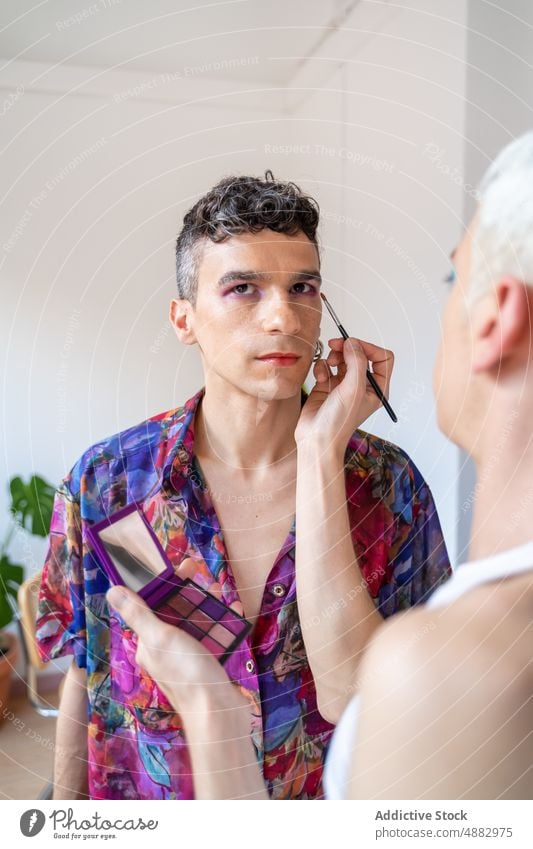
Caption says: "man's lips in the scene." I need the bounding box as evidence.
[256,353,301,365]
[257,353,300,359]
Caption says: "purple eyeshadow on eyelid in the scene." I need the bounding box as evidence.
[209,623,234,648]
[199,596,223,618]
[201,636,226,658]
[181,584,206,605]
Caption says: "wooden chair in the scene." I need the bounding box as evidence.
[16,570,65,717]
[16,570,67,800]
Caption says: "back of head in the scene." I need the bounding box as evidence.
[470,131,533,304]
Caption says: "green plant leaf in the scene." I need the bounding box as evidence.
[0,592,12,631]
[9,474,55,537]
[0,555,25,629]
[0,558,24,585]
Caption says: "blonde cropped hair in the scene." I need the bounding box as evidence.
[469,130,533,305]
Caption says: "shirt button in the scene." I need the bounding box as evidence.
[272,583,286,597]
[245,659,255,674]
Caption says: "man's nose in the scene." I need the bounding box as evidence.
[259,292,302,334]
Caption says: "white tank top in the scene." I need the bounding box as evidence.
[323,539,533,800]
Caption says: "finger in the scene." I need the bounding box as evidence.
[341,338,394,383]
[330,336,393,364]
[342,337,369,371]
[326,351,347,380]
[326,350,344,367]
[358,342,394,384]
[174,556,197,580]
[329,338,371,378]
[230,599,245,616]
[106,585,153,638]
[355,338,394,365]
[313,358,331,385]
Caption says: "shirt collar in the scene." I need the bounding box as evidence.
[161,384,310,496]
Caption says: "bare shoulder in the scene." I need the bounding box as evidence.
[360,571,533,701]
[350,571,533,800]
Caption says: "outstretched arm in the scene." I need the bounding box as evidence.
[295,439,383,724]
[295,337,394,724]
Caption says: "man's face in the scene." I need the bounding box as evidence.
[433,212,482,450]
[173,228,322,400]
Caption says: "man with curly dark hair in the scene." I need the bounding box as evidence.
[36,170,451,800]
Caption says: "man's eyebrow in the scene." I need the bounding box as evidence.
[449,248,457,263]
[216,269,322,288]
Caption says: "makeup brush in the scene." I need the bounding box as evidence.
[320,292,398,423]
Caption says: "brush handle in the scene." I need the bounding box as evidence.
[336,324,398,423]
[365,369,398,423]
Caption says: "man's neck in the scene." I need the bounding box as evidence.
[194,378,302,476]
[468,440,533,561]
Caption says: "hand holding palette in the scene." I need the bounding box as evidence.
[87,502,252,665]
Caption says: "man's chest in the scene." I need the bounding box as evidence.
[201,477,297,625]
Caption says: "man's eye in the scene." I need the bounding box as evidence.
[443,268,456,284]
[230,283,254,295]
[229,282,318,295]
[292,282,318,294]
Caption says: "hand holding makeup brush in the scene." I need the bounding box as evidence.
[295,336,395,453]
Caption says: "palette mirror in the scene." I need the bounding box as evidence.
[89,503,253,665]
[98,509,167,591]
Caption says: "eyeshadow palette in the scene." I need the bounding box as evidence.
[87,502,252,665]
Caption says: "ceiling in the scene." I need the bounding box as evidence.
[0,0,360,85]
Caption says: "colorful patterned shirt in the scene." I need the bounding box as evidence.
[35,385,451,799]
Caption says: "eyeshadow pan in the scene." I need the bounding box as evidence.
[220,611,247,635]
[201,636,226,659]
[155,602,182,626]
[180,619,206,641]
[200,596,223,619]
[188,608,214,629]
[164,593,195,617]
[209,623,234,648]
[181,584,207,606]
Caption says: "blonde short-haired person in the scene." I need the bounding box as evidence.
[107,132,533,800]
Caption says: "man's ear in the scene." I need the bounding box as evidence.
[471,277,531,373]
[169,298,197,345]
